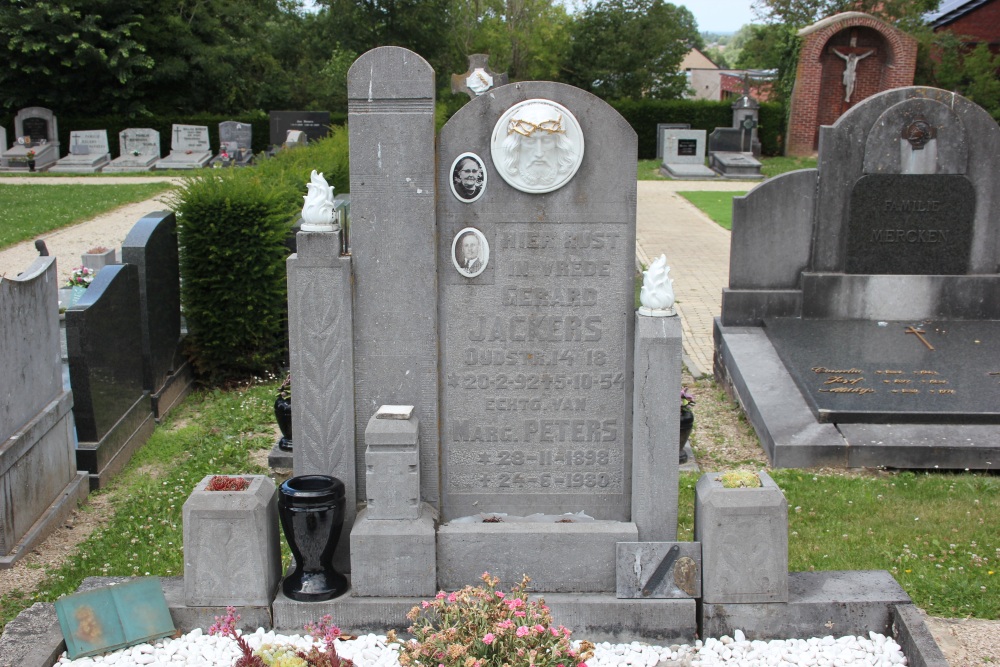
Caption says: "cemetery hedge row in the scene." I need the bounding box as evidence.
[609,99,786,158]
[171,129,349,384]
[0,111,348,156]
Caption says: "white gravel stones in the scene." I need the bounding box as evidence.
[55,628,907,667]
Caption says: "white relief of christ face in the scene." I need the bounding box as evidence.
[490,99,584,194]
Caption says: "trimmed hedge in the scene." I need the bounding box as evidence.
[170,128,349,384]
[0,111,348,158]
[609,99,785,158]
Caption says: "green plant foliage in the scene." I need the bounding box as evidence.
[170,128,350,384]
[567,0,701,100]
[609,99,786,159]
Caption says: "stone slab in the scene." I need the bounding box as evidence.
[846,175,975,275]
[631,314,681,542]
[710,151,764,179]
[700,570,910,640]
[273,588,696,644]
[714,319,1000,469]
[891,604,949,667]
[437,520,637,592]
[105,129,160,172]
[0,471,88,568]
[150,361,194,422]
[0,602,66,667]
[267,442,293,469]
[709,127,751,154]
[153,152,211,170]
[661,163,717,179]
[364,413,420,520]
[713,320,848,468]
[764,319,1000,424]
[655,123,690,159]
[349,505,436,597]
[74,393,154,490]
[615,542,701,598]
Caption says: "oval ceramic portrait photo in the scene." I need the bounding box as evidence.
[490,99,584,194]
[451,227,489,278]
[450,152,487,203]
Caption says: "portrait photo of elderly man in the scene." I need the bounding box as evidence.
[450,152,486,202]
[490,99,584,194]
[452,228,489,277]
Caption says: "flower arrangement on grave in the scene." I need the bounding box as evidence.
[86,245,110,255]
[131,148,142,157]
[25,149,35,160]
[209,607,354,667]
[392,572,594,667]
[66,266,95,288]
[205,475,251,491]
[681,387,696,415]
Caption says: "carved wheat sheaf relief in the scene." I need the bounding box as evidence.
[298,273,348,475]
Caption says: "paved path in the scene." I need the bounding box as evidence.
[636,180,750,377]
[0,175,748,378]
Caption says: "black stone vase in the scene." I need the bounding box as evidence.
[274,396,292,451]
[278,475,348,601]
[27,159,35,172]
[679,408,695,464]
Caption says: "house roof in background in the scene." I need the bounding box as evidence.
[926,0,994,28]
[681,48,719,70]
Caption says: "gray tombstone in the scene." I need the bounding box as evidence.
[660,129,715,179]
[0,258,87,565]
[49,130,111,173]
[154,124,211,170]
[66,264,154,489]
[212,121,253,167]
[708,127,763,178]
[437,82,636,523]
[716,86,1000,470]
[269,111,330,147]
[0,107,60,170]
[121,211,193,420]
[105,129,161,172]
[656,123,691,160]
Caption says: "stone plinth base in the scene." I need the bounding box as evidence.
[350,504,437,597]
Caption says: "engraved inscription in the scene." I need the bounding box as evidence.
[870,229,947,243]
[810,365,958,399]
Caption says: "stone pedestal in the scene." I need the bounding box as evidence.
[364,412,420,519]
[631,314,683,542]
[182,475,281,607]
[287,230,355,572]
[695,470,788,603]
[349,504,437,597]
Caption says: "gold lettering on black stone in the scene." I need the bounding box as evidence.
[811,366,864,374]
[818,387,875,395]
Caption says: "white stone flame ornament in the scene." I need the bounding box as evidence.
[639,254,676,317]
[300,170,338,232]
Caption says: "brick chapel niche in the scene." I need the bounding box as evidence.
[786,12,917,156]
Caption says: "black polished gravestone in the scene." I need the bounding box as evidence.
[846,175,975,275]
[66,264,154,489]
[21,116,51,142]
[268,111,331,146]
[708,127,751,154]
[764,318,1000,424]
[121,211,192,420]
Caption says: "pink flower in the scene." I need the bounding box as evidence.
[495,591,505,599]
[421,601,431,608]
[505,598,524,610]
[436,591,446,599]
[516,626,530,638]
[497,620,514,630]
[563,627,572,637]
[482,633,496,645]
[447,592,458,603]
[515,610,526,617]
[534,624,545,633]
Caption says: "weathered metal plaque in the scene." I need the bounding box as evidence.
[55,578,175,659]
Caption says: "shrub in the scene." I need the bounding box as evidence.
[394,573,594,667]
[171,128,350,385]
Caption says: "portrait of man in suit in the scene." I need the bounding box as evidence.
[452,228,489,277]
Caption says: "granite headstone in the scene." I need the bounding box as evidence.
[105,129,160,172]
[154,125,211,170]
[49,130,111,173]
[0,107,60,170]
[660,129,715,179]
[269,111,330,147]
[213,121,253,166]
[66,264,154,488]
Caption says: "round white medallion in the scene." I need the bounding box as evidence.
[451,227,489,278]
[490,99,584,194]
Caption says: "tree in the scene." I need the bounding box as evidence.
[566,0,701,100]
[919,32,1000,121]
[0,0,153,114]
[449,0,571,82]
[751,0,940,29]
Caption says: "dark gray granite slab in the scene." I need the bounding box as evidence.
[268,111,330,145]
[764,318,1000,423]
[846,175,975,275]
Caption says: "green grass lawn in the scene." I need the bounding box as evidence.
[0,182,174,249]
[1,379,996,631]
[639,155,817,182]
[676,190,747,230]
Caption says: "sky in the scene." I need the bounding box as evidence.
[678,0,757,34]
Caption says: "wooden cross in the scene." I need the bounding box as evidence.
[905,326,934,351]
